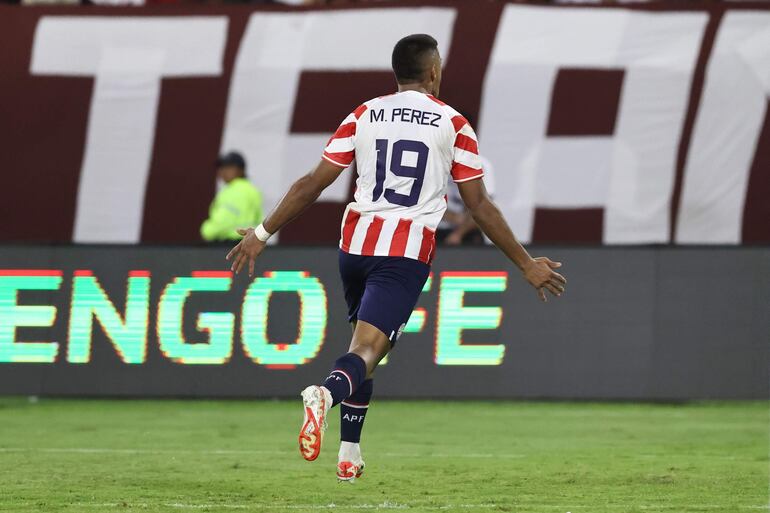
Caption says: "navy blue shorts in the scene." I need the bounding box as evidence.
[338,250,431,345]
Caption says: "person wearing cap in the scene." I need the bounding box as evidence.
[200,152,263,242]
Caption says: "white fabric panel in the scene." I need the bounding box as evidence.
[220,8,456,240]
[676,12,770,243]
[31,17,226,76]
[404,221,424,259]
[324,137,355,155]
[606,14,709,244]
[348,214,372,254]
[31,17,227,242]
[479,6,706,243]
[374,218,399,255]
[74,49,162,244]
[492,8,629,66]
[535,138,613,207]
[452,148,480,169]
[285,134,350,201]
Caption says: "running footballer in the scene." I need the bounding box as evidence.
[226,34,567,482]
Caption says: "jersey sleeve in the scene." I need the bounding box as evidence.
[450,115,485,183]
[322,103,368,169]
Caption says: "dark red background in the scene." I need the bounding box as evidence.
[0,1,767,244]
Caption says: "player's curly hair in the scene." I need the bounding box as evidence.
[392,34,439,84]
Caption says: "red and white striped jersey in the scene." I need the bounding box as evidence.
[322,90,484,264]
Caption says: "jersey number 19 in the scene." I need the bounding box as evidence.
[372,139,429,208]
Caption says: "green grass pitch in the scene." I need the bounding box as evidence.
[0,398,766,512]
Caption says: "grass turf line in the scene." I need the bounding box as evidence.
[0,399,766,513]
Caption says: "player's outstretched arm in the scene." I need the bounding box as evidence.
[457,178,566,302]
[226,159,342,276]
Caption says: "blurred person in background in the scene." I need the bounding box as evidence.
[438,158,495,245]
[437,116,496,245]
[200,151,263,242]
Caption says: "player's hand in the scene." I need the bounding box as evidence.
[522,257,566,302]
[226,228,266,277]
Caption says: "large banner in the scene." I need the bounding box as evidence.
[0,246,767,399]
[0,2,769,245]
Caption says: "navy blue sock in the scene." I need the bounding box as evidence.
[322,352,367,407]
[340,379,373,443]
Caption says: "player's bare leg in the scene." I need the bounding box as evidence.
[300,320,389,463]
[347,320,391,377]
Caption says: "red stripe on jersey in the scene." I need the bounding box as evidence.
[388,219,412,257]
[331,122,356,140]
[451,115,469,133]
[454,133,478,155]
[353,104,368,119]
[323,150,354,167]
[451,161,483,181]
[361,216,384,255]
[418,227,436,264]
[426,94,446,106]
[341,209,361,252]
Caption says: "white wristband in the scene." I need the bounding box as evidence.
[253,223,273,242]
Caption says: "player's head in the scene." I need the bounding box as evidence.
[392,34,442,97]
[216,151,246,183]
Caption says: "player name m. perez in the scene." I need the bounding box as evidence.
[370,107,442,127]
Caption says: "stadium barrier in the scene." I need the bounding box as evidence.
[0,245,767,399]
